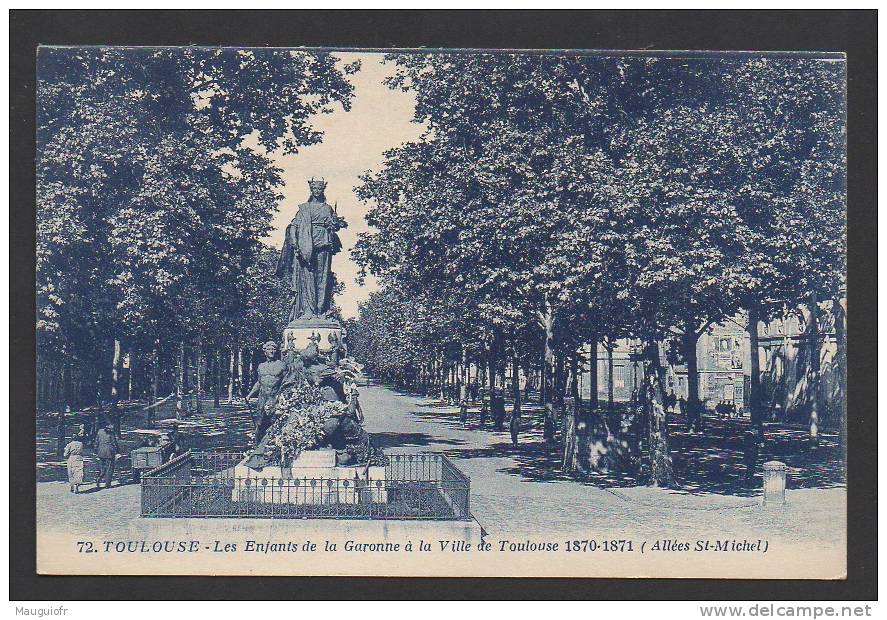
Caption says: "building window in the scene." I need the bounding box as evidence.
[614,366,626,388]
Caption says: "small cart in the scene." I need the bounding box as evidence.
[131,446,164,482]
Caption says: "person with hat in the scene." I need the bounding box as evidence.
[94,422,119,489]
[161,421,187,463]
[246,340,289,443]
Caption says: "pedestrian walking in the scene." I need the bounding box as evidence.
[63,431,85,493]
[94,423,119,489]
[492,390,506,430]
[347,380,364,423]
[459,399,468,425]
[665,390,677,413]
[509,411,520,447]
[479,400,488,429]
[470,380,480,404]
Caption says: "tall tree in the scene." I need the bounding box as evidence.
[37,47,358,409]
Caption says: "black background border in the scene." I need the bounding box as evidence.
[9,9,877,601]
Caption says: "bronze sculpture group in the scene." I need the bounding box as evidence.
[242,179,383,470]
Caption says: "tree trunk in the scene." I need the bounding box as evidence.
[93,374,104,437]
[606,341,615,413]
[427,359,433,395]
[588,338,598,410]
[127,349,134,402]
[539,347,546,405]
[511,349,522,418]
[440,354,447,400]
[437,353,445,401]
[93,371,101,409]
[227,345,236,404]
[150,345,160,424]
[747,307,763,426]
[522,366,532,401]
[175,340,185,419]
[541,297,557,443]
[460,349,468,401]
[643,338,673,487]
[832,297,847,445]
[562,408,580,472]
[807,298,822,439]
[554,352,566,408]
[213,348,221,408]
[569,350,581,404]
[57,361,71,457]
[110,338,123,436]
[246,347,255,399]
[237,348,245,398]
[488,334,497,396]
[195,335,204,414]
[684,331,702,427]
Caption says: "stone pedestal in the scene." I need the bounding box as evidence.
[282,318,343,353]
[291,449,336,467]
[763,460,787,504]
[231,449,388,505]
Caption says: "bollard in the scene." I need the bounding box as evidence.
[762,461,787,504]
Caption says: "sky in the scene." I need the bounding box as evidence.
[263,53,424,319]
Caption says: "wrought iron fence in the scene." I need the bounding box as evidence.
[141,451,470,520]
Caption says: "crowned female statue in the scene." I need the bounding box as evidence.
[275,178,347,321]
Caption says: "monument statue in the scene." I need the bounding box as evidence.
[242,328,384,470]
[240,176,384,469]
[276,178,347,321]
[245,341,288,443]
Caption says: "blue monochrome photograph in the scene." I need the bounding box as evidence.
[35,48,847,578]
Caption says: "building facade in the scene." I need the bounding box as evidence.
[580,301,845,417]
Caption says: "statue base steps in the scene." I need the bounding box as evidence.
[231,449,388,505]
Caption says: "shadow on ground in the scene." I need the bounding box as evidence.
[37,399,255,483]
[411,401,845,497]
[370,431,466,449]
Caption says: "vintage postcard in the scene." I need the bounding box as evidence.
[35,47,847,578]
